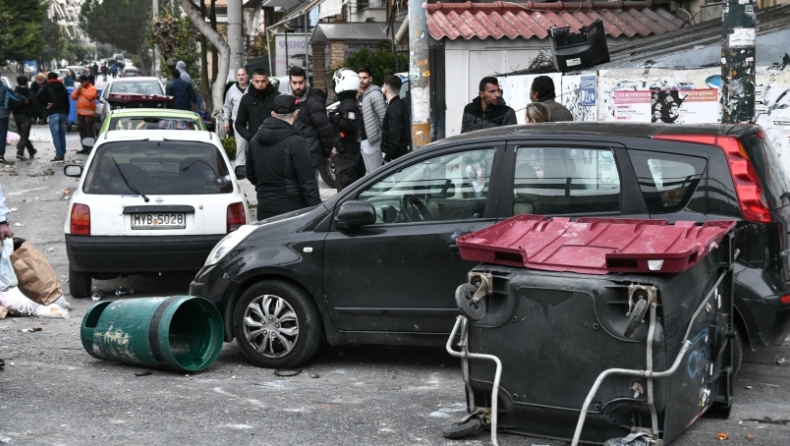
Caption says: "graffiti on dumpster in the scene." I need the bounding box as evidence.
[686,329,710,379]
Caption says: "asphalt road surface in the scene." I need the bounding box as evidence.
[1,130,790,445]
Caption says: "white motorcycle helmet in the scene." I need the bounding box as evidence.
[333,68,360,95]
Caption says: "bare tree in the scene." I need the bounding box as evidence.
[175,0,229,117]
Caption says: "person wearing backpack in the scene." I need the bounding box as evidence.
[357,66,387,175]
[11,76,39,160]
[1,79,29,164]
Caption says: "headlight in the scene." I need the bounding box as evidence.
[204,225,256,266]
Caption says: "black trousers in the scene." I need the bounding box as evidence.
[14,115,35,155]
[77,115,96,149]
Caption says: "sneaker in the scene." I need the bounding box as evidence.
[28,148,37,159]
[16,154,28,161]
[51,157,64,163]
[0,156,5,164]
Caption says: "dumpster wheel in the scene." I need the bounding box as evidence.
[442,411,486,439]
[623,298,648,338]
[456,283,487,321]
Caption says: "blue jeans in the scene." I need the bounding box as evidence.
[49,113,67,158]
[0,117,8,157]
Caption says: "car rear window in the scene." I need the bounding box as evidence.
[110,81,162,95]
[83,141,232,195]
[629,151,707,214]
[742,134,790,209]
[513,147,621,215]
[108,117,200,131]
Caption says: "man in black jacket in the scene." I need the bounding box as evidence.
[380,75,410,163]
[235,68,280,146]
[11,76,38,160]
[246,95,320,220]
[289,67,335,179]
[461,77,517,134]
[36,72,70,162]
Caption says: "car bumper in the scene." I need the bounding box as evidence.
[190,264,237,342]
[735,264,790,348]
[66,234,224,274]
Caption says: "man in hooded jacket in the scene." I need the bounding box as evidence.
[289,67,335,178]
[235,68,280,144]
[36,72,70,162]
[246,95,320,220]
[176,61,191,83]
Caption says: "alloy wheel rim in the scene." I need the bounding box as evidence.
[243,294,299,359]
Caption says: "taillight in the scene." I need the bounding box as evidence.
[227,202,246,233]
[70,203,90,236]
[653,134,771,223]
[781,294,790,305]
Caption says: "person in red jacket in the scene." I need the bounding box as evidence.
[70,75,98,154]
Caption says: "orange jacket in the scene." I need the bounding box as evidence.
[70,84,98,116]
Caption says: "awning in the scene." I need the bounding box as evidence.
[270,0,324,28]
[310,22,394,43]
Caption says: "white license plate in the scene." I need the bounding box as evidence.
[131,213,186,230]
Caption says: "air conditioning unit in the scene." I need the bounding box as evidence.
[549,19,610,73]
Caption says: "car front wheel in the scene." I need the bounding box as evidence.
[233,280,323,368]
[320,158,336,188]
[69,266,91,298]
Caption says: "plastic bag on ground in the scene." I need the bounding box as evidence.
[0,286,69,318]
[0,240,19,291]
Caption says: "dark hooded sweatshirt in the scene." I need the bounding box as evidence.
[36,79,70,117]
[460,96,517,134]
[234,82,280,142]
[246,117,321,220]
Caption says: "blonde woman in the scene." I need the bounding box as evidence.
[524,102,551,123]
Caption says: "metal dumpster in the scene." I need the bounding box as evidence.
[445,215,737,446]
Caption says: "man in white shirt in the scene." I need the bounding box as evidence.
[222,68,250,166]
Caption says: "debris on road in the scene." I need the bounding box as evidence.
[777,357,786,365]
[91,291,104,301]
[13,223,23,227]
[717,432,729,440]
[19,326,42,333]
[746,434,754,440]
[310,373,320,379]
[114,287,134,296]
[745,385,754,389]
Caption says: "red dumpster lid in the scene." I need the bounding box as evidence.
[456,215,736,274]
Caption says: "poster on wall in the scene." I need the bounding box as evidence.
[274,33,313,77]
[756,67,790,173]
[560,74,596,121]
[599,68,721,123]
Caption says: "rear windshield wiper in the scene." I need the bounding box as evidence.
[111,156,149,202]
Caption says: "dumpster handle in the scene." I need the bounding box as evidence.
[571,266,731,446]
[446,315,502,446]
[646,300,659,437]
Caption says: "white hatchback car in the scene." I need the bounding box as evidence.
[63,130,250,297]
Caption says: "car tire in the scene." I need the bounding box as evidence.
[234,280,323,368]
[320,158,337,188]
[69,266,91,298]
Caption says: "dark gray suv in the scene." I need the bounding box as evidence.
[190,122,790,369]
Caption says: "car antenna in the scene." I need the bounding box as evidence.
[110,156,149,202]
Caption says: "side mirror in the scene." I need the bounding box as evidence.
[81,137,96,148]
[64,165,83,177]
[234,165,246,180]
[335,200,376,230]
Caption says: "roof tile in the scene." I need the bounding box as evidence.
[426,1,683,40]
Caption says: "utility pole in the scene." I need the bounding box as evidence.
[153,0,160,78]
[408,0,431,148]
[721,0,756,124]
[227,0,244,77]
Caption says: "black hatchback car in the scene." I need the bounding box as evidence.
[190,122,790,369]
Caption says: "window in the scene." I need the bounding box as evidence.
[110,81,163,95]
[84,141,232,195]
[629,151,706,214]
[109,117,199,131]
[357,148,496,224]
[513,147,620,215]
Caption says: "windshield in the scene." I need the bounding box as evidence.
[110,81,163,95]
[83,141,232,195]
[108,116,201,131]
[743,134,790,209]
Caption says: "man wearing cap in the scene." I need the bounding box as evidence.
[70,75,98,153]
[246,95,321,220]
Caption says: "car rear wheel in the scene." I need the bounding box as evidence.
[320,158,336,188]
[69,266,91,298]
[234,280,323,368]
